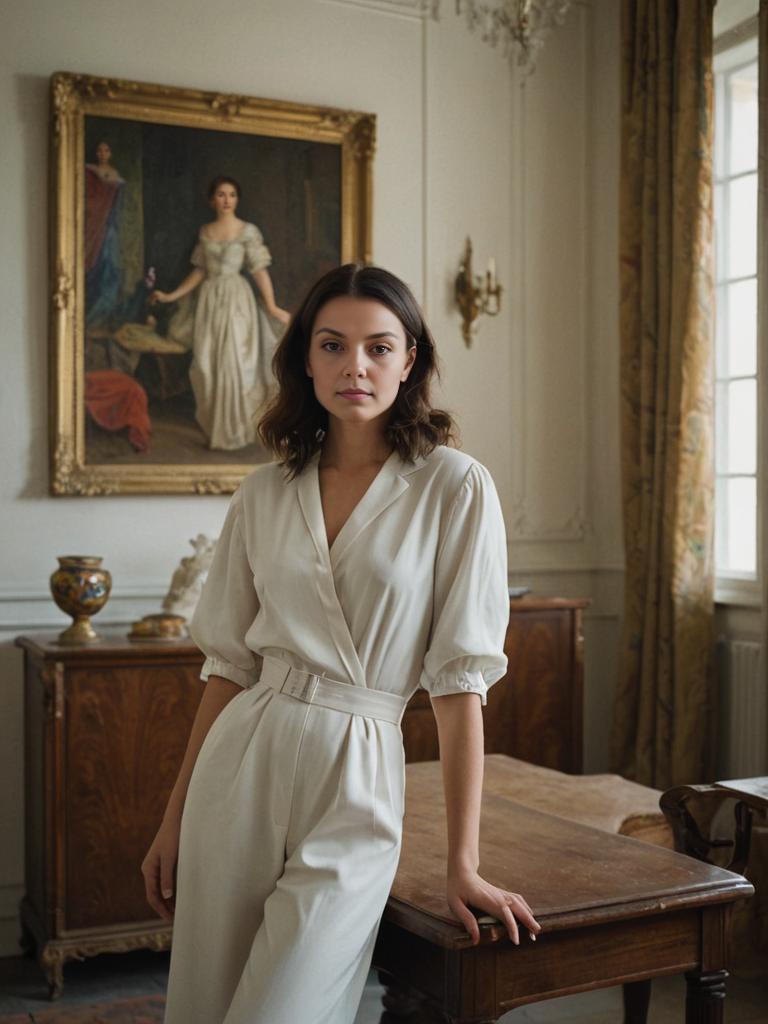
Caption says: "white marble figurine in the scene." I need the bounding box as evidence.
[162,534,217,619]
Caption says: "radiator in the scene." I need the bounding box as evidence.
[719,640,766,778]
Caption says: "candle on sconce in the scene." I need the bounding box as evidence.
[455,237,503,346]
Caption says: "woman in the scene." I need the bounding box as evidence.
[142,264,540,1024]
[85,141,126,328]
[151,176,290,450]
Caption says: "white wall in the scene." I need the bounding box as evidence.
[0,0,623,956]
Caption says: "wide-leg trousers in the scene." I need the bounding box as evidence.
[163,659,407,1024]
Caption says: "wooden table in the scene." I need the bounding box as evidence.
[373,757,754,1024]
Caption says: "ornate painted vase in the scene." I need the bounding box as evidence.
[50,556,112,645]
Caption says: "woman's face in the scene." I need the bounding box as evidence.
[96,142,111,164]
[210,183,239,215]
[306,296,416,428]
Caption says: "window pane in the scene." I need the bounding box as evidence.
[727,173,757,278]
[716,476,757,575]
[715,183,725,281]
[715,379,729,474]
[715,284,727,377]
[728,62,758,175]
[713,45,759,584]
[715,72,726,179]
[716,182,729,282]
[726,278,757,376]
[726,379,757,474]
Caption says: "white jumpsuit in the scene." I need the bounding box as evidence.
[163,444,509,1024]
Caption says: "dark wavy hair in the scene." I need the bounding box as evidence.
[207,175,242,200]
[258,263,457,477]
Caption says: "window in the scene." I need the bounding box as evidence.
[714,27,759,588]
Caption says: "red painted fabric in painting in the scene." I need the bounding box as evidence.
[85,370,151,452]
[84,166,121,271]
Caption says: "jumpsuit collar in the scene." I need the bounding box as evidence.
[295,447,426,687]
[298,447,418,569]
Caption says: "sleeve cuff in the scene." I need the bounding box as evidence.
[248,249,272,272]
[422,670,490,706]
[200,656,260,690]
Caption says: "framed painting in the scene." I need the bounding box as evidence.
[49,71,375,495]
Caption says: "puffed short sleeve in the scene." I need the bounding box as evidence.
[243,224,272,272]
[190,235,204,269]
[188,488,261,689]
[419,462,509,706]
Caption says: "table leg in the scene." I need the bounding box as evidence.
[377,969,444,1022]
[685,969,727,1024]
[623,979,651,1023]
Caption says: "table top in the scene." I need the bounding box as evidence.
[387,756,754,949]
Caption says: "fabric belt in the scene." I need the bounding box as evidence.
[258,655,407,726]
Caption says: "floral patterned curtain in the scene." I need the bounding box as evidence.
[611,0,717,789]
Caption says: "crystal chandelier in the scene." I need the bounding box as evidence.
[422,1,575,73]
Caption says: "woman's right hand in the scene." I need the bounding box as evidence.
[149,290,171,305]
[141,815,181,920]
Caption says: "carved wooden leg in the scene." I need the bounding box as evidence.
[40,944,65,1000]
[623,979,651,1024]
[685,969,727,1024]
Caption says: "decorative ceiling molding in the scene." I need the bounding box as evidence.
[319,0,437,20]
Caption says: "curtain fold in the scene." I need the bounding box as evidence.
[611,0,717,789]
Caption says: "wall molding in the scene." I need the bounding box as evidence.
[0,566,624,632]
[318,0,435,20]
[0,584,169,602]
[508,6,592,544]
[510,500,590,542]
[507,563,624,575]
[508,564,624,621]
[0,584,168,633]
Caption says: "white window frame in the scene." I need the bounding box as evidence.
[714,17,762,607]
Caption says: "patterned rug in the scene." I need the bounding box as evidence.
[0,994,165,1022]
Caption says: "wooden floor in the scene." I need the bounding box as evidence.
[0,950,766,1022]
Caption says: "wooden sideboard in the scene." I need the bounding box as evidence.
[16,596,586,996]
[16,635,202,997]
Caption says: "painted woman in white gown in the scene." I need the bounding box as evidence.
[151,176,290,450]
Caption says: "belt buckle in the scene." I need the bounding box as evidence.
[292,672,320,704]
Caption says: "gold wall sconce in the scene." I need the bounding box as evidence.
[454,237,502,346]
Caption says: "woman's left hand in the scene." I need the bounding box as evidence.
[447,866,541,946]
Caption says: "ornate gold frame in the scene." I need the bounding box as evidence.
[49,71,375,496]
